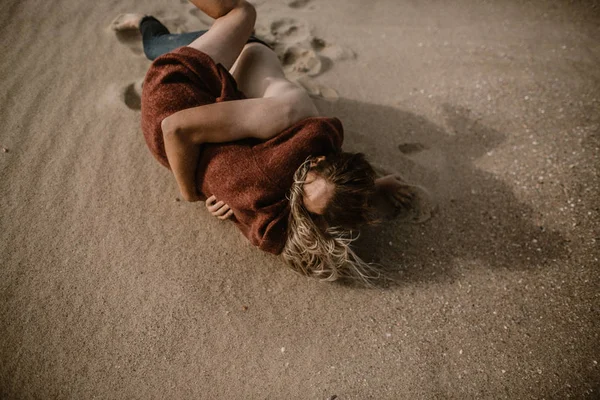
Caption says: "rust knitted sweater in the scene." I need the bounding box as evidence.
[141,47,343,254]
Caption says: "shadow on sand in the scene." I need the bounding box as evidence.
[316,98,568,287]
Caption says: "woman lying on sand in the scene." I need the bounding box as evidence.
[112,0,419,283]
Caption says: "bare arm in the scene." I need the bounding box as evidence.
[161,91,312,201]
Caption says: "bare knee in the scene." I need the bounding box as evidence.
[237,43,275,66]
[263,78,299,98]
[187,0,257,69]
[208,1,256,39]
[236,1,256,31]
[189,0,254,20]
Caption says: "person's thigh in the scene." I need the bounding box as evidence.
[187,2,255,70]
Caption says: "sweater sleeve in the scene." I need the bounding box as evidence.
[141,47,246,169]
[251,117,344,189]
[234,116,345,254]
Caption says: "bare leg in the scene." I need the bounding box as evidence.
[187,0,256,70]
[231,43,319,120]
[230,43,287,98]
[188,0,241,19]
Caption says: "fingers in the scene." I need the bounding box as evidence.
[206,198,225,213]
[213,204,234,220]
[219,209,234,220]
[395,186,415,199]
[213,204,230,216]
[394,195,413,207]
[392,174,406,184]
[206,195,217,207]
[205,195,234,220]
[392,186,415,207]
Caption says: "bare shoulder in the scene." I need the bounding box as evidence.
[263,78,319,123]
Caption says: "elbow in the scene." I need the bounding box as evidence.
[161,113,204,144]
[161,115,180,138]
[287,89,318,126]
[180,191,197,202]
[283,97,298,128]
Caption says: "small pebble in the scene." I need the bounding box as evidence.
[1,147,7,153]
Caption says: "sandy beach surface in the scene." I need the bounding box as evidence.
[1,0,599,398]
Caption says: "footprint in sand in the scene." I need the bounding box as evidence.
[114,30,143,55]
[270,18,310,44]
[296,77,339,101]
[311,37,356,61]
[123,80,143,110]
[310,37,326,51]
[281,45,322,77]
[287,0,311,9]
[253,23,277,46]
[397,142,428,154]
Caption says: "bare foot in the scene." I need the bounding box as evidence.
[111,13,145,31]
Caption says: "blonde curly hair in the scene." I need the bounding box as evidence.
[281,154,381,284]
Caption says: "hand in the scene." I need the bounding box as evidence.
[375,174,415,208]
[205,195,234,220]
